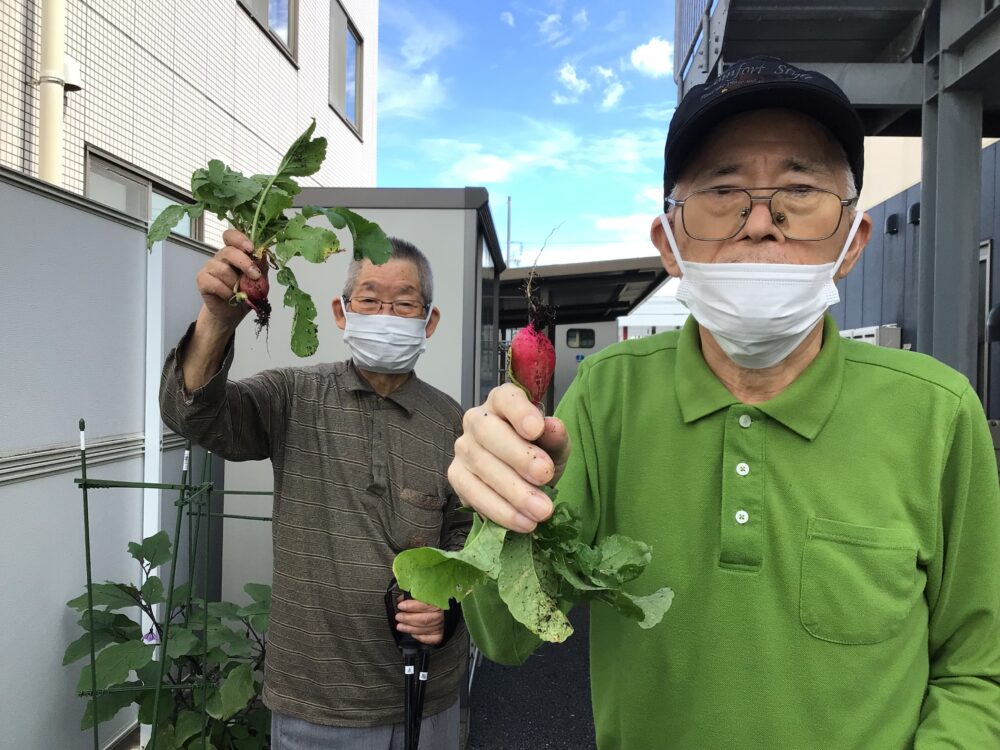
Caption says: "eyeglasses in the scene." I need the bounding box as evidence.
[667,187,857,241]
[344,296,429,318]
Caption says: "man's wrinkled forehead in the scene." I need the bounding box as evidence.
[676,108,846,186]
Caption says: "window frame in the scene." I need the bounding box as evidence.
[328,0,364,140]
[237,0,299,64]
[566,328,597,349]
[84,147,202,242]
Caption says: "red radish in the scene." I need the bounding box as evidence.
[508,292,556,408]
[232,253,272,331]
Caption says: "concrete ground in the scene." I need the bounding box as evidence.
[467,606,596,750]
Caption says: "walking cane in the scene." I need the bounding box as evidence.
[385,580,433,750]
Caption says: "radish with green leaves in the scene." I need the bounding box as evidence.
[393,282,673,643]
[147,120,392,357]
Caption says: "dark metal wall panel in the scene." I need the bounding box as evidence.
[832,278,847,328]
[982,143,996,243]
[845,232,865,329]
[901,185,923,349]
[988,144,1000,418]
[862,203,886,326]
[881,192,908,327]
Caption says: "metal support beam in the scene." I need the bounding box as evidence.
[791,62,923,107]
[941,8,1000,90]
[916,11,940,355]
[931,88,983,381]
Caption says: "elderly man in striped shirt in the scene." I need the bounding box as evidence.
[161,232,469,749]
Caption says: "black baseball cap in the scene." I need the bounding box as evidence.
[663,56,865,205]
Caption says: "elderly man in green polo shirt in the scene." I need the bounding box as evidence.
[448,57,1000,748]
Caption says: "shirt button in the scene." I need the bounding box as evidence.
[738,414,752,428]
[735,510,750,525]
[736,462,750,476]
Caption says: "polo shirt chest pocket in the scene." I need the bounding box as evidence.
[799,517,918,645]
[385,488,448,552]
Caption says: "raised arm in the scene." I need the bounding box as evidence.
[159,229,287,462]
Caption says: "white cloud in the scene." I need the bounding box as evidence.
[594,65,614,80]
[382,3,459,70]
[379,67,447,119]
[521,241,658,266]
[537,13,573,47]
[601,81,624,108]
[572,8,589,27]
[637,186,663,206]
[594,213,656,239]
[419,124,661,188]
[637,105,676,122]
[552,92,575,105]
[630,37,674,78]
[500,11,515,27]
[557,62,590,94]
[539,14,562,40]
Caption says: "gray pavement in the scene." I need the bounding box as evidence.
[467,607,596,750]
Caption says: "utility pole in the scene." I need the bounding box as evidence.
[506,195,511,267]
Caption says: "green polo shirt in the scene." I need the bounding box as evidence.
[464,315,1000,749]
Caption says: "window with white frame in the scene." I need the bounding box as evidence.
[239,0,297,56]
[329,1,363,134]
[86,153,199,240]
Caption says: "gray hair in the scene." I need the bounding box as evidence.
[342,236,434,303]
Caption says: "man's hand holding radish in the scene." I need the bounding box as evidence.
[449,383,571,533]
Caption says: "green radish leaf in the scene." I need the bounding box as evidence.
[205,664,255,720]
[253,173,301,198]
[393,519,508,609]
[66,583,140,612]
[256,188,294,232]
[147,203,199,249]
[63,630,116,666]
[590,587,674,629]
[275,120,327,178]
[274,214,341,264]
[327,207,393,264]
[497,532,573,643]
[80,683,141,730]
[191,160,262,216]
[276,266,319,357]
[75,640,155,693]
[141,575,164,605]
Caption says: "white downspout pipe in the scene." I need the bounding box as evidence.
[38,0,66,186]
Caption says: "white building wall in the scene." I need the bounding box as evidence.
[1,0,378,246]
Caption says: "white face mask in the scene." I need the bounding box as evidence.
[659,210,864,369]
[343,308,431,374]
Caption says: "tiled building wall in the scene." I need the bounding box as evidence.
[1,0,378,246]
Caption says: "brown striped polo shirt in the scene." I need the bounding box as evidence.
[159,323,471,727]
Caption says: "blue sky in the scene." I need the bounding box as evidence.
[376,1,677,267]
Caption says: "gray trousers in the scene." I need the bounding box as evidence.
[270,700,460,750]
